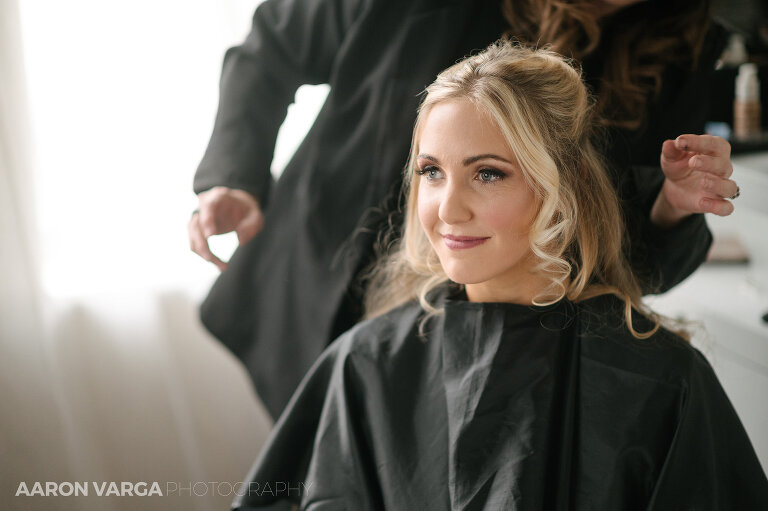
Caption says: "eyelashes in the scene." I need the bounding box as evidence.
[477,168,506,183]
[416,166,443,180]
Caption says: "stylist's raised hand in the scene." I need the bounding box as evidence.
[651,134,737,228]
[188,186,264,271]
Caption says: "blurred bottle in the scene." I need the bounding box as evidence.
[733,63,762,139]
[720,33,748,68]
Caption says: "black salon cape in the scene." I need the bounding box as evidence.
[233,293,768,510]
[195,0,725,420]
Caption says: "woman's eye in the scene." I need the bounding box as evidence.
[418,166,443,180]
[477,168,505,183]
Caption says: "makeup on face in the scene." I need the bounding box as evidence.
[415,99,544,303]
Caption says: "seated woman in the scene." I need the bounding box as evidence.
[233,42,768,510]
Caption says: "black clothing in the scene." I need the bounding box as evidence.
[234,292,768,510]
[194,0,724,419]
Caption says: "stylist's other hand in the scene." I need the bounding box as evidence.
[651,134,737,228]
[188,186,264,271]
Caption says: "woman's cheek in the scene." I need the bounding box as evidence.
[484,191,537,235]
[479,200,516,233]
[417,190,439,238]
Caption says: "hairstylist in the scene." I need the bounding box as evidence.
[188,0,733,420]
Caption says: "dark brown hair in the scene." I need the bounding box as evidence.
[501,0,711,129]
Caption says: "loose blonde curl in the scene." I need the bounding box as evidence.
[365,41,667,339]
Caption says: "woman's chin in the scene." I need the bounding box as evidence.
[442,267,492,287]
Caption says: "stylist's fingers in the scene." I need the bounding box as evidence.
[197,186,260,238]
[655,135,736,226]
[660,139,694,179]
[700,196,735,217]
[675,134,731,157]
[661,139,688,162]
[236,207,264,245]
[198,202,224,238]
[702,174,739,199]
[687,154,733,179]
[188,213,228,271]
[657,169,737,219]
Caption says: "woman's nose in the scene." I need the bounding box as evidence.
[438,181,472,225]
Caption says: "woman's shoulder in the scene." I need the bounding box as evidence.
[574,293,713,387]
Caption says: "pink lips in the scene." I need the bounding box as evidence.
[442,234,489,250]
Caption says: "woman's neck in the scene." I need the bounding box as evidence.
[465,272,559,305]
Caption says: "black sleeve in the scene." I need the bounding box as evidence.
[619,165,712,294]
[646,350,768,509]
[193,0,367,205]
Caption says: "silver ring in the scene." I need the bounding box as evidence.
[729,186,740,200]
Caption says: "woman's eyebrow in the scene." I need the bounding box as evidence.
[463,154,512,165]
[417,153,512,165]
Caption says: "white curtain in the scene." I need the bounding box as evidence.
[0,1,334,509]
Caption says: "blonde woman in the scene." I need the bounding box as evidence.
[233,43,767,511]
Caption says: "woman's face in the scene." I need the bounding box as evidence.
[416,99,544,303]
